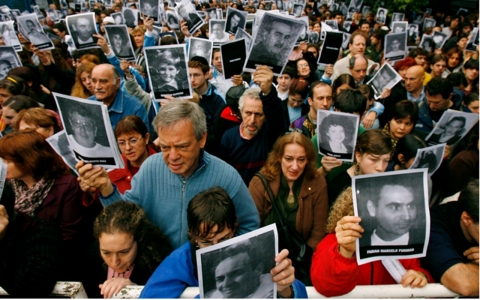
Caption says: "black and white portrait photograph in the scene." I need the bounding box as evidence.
[330,3,339,12]
[139,0,159,20]
[432,30,448,49]
[408,24,419,41]
[221,38,247,78]
[361,6,371,17]
[419,34,434,52]
[0,21,22,51]
[104,25,135,61]
[31,5,44,18]
[245,12,305,75]
[341,32,350,49]
[391,12,404,23]
[275,0,284,11]
[216,8,223,19]
[235,28,252,51]
[53,93,123,168]
[197,225,277,298]
[165,10,180,30]
[151,25,162,45]
[308,31,319,44]
[175,0,204,34]
[353,169,430,265]
[66,13,99,50]
[367,63,401,98]
[343,20,351,32]
[166,0,175,8]
[46,130,79,176]
[145,45,192,100]
[17,14,54,50]
[324,19,338,30]
[104,0,113,8]
[317,31,343,66]
[111,12,124,24]
[423,17,436,31]
[391,21,407,33]
[206,7,218,20]
[295,16,309,45]
[225,7,247,35]
[347,0,362,12]
[384,32,407,62]
[209,19,229,45]
[316,110,359,161]
[409,143,446,177]
[292,3,304,17]
[123,8,138,28]
[412,12,425,24]
[188,37,212,65]
[0,46,21,80]
[425,110,479,145]
[376,8,387,24]
[46,8,60,22]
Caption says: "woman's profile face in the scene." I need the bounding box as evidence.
[281,143,308,183]
[99,231,138,274]
[158,63,178,83]
[327,124,345,144]
[18,120,54,138]
[4,159,26,180]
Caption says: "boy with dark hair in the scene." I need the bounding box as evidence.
[140,187,307,298]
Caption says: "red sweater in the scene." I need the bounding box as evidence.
[311,233,434,297]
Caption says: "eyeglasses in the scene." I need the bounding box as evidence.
[297,63,309,69]
[72,120,94,130]
[117,137,143,147]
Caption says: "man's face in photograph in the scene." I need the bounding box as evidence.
[70,111,96,147]
[367,185,417,241]
[266,21,292,56]
[76,17,93,40]
[214,253,259,298]
[230,14,240,28]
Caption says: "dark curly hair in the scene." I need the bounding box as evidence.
[93,201,172,272]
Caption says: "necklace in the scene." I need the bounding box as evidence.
[287,193,295,204]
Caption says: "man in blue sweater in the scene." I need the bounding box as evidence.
[76,101,259,249]
[220,65,287,185]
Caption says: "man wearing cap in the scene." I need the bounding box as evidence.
[220,66,287,184]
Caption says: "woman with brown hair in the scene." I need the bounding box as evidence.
[0,130,86,279]
[71,61,96,98]
[85,201,172,298]
[249,131,328,283]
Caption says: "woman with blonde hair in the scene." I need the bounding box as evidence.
[249,131,328,283]
[71,61,96,98]
[311,187,433,297]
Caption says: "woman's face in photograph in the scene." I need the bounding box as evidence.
[327,124,345,144]
[158,63,178,83]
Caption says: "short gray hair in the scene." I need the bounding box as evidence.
[238,87,261,111]
[152,101,207,140]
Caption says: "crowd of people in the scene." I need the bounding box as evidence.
[0,0,478,298]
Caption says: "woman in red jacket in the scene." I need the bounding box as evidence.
[109,115,158,194]
[311,187,433,297]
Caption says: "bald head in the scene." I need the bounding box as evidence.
[349,54,368,83]
[404,65,425,93]
[91,64,121,105]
